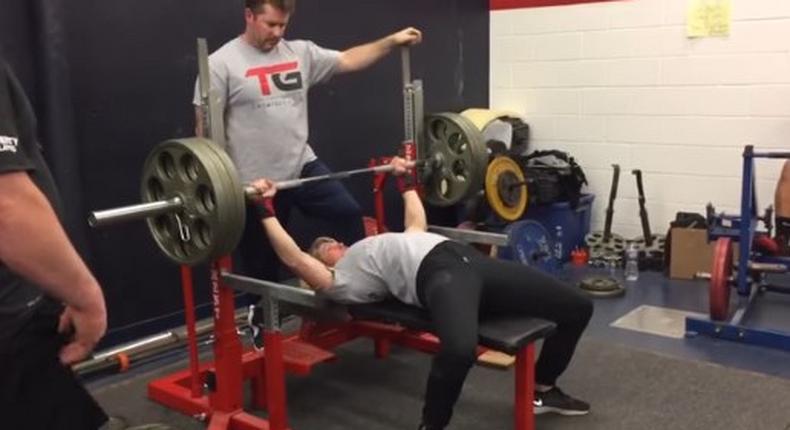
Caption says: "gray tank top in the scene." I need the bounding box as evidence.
[325,232,448,306]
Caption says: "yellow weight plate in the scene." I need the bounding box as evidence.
[485,156,527,221]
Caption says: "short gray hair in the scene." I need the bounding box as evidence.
[308,236,336,261]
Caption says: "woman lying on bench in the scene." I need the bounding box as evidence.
[250,157,593,430]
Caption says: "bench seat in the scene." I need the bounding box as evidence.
[348,300,556,355]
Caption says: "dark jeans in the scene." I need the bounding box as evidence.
[236,159,366,281]
[0,305,108,429]
[416,241,593,428]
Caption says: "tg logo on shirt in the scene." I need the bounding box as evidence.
[245,61,303,96]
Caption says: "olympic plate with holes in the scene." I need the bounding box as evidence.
[141,138,245,265]
[421,112,488,207]
[498,220,557,272]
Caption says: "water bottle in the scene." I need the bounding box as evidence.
[554,226,564,272]
[625,243,639,282]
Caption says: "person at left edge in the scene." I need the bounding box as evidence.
[0,58,109,429]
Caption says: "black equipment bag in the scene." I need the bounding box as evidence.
[519,150,588,208]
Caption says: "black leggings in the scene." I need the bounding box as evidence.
[415,241,593,428]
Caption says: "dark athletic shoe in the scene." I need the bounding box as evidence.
[533,387,590,416]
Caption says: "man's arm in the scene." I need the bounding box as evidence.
[337,27,422,74]
[0,171,106,363]
[0,172,104,312]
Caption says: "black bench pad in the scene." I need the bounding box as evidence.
[348,300,556,355]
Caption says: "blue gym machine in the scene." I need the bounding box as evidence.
[686,145,790,351]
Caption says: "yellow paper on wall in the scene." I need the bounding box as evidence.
[687,0,731,38]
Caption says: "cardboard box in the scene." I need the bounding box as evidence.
[669,227,714,280]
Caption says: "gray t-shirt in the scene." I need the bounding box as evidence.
[193,37,341,182]
[326,232,449,307]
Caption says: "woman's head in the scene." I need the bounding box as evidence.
[308,236,347,267]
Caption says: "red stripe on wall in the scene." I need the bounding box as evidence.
[491,0,619,10]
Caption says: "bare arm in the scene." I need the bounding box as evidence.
[337,27,422,74]
[0,172,104,311]
[388,156,427,232]
[250,179,334,290]
[0,171,106,364]
[402,189,427,232]
[260,217,335,291]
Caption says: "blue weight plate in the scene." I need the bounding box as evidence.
[498,220,557,272]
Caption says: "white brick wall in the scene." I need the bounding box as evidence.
[491,0,790,239]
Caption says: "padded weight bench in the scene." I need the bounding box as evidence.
[153,271,556,430]
[348,300,557,430]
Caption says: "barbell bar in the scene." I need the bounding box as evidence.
[90,162,420,228]
[89,197,183,228]
[89,112,489,266]
[271,161,423,193]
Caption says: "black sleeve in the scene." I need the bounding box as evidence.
[0,60,34,174]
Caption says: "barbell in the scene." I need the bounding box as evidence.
[430,221,559,272]
[90,112,488,266]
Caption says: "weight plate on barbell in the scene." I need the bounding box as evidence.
[200,139,247,260]
[141,138,245,265]
[485,156,527,221]
[421,112,488,207]
[143,139,213,265]
[187,139,244,265]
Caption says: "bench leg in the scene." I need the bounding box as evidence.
[263,331,289,430]
[514,343,536,430]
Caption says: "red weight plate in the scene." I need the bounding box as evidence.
[709,237,733,321]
